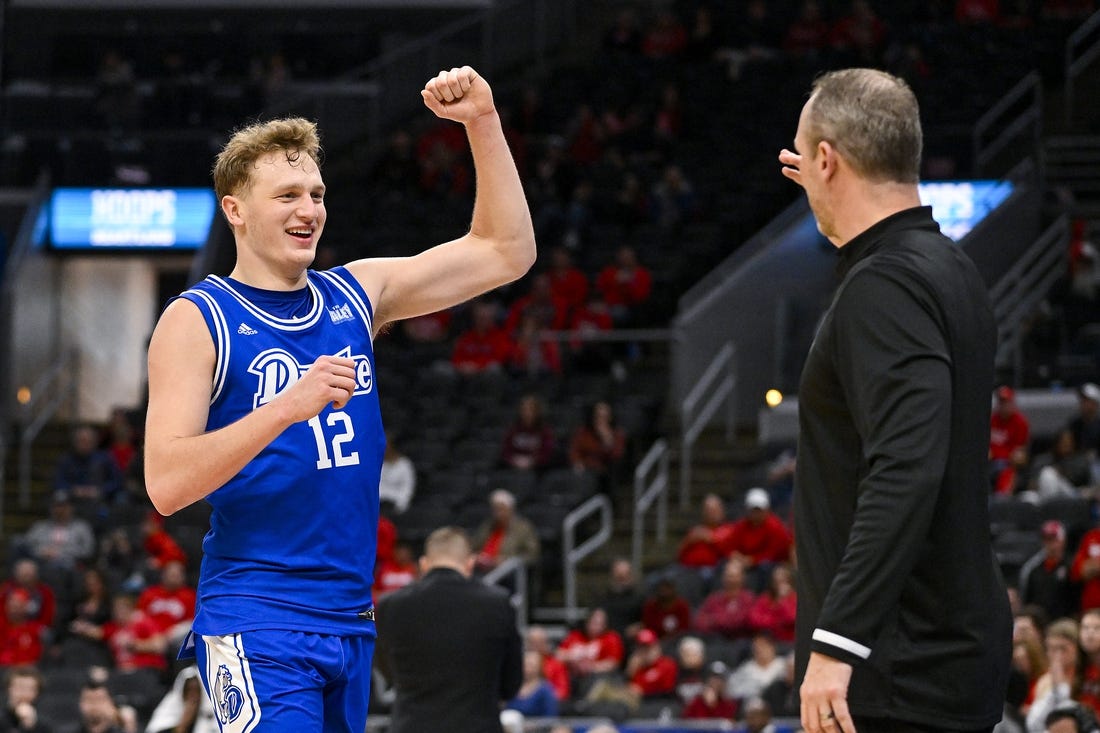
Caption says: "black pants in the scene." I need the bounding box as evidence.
[853,717,995,733]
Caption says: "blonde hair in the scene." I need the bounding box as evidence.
[806,68,922,184]
[212,117,322,201]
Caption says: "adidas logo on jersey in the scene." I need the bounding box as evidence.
[328,303,355,324]
[237,323,258,336]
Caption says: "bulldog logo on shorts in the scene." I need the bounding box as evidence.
[214,664,245,724]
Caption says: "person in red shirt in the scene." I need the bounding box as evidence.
[625,628,678,698]
[100,594,167,672]
[747,563,797,643]
[829,0,887,63]
[990,386,1031,494]
[642,577,692,639]
[373,542,418,599]
[450,300,511,374]
[527,625,570,701]
[136,560,195,641]
[1078,608,1100,719]
[567,292,615,372]
[546,246,589,316]
[503,273,568,335]
[678,494,737,572]
[683,661,739,719]
[0,590,45,667]
[141,511,187,571]
[724,488,793,591]
[1072,526,1100,612]
[556,607,624,678]
[0,559,56,630]
[506,313,562,377]
[376,513,397,568]
[596,245,652,325]
[568,401,627,490]
[692,557,756,640]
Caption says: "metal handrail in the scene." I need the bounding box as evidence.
[679,342,736,509]
[1065,9,1100,126]
[632,439,670,574]
[991,216,1070,384]
[19,349,79,507]
[482,556,528,631]
[972,72,1043,177]
[562,493,613,622]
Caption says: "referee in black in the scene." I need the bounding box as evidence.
[777,69,1012,733]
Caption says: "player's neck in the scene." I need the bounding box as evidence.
[229,262,309,291]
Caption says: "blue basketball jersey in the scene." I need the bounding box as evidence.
[177,266,384,638]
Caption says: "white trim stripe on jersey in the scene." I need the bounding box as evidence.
[812,628,872,659]
[186,289,231,405]
[315,270,374,337]
[202,633,262,733]
[207,275,324,331]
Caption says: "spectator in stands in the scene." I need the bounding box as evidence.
[1012,633,1048,719]
[1078,608,1100,718]
[376,513,397,571]
[724,488,793,592]
[1068,383,1100,459]
[566,292,615,374]
[373,542,418,599]
[684,661,738,720]
[991,386,1031,495]
[624,628,678,699]
[784,0,832,61]
[97,529,143,595]
[650,164,697,232]
[743,695,778,733]
[97,594,168,673]
[504,273,568,335]
[764,449,797,517]
[725,633,786,704]
[569,401,627,492]
[724,0,783,80]
[93,49,139,132]
[54,425,123,507]
[546,246,589,317]
[23,492,96,573]
[69,679,126,733]
[556,607,625,679]
[747,563,797,644]
[2,666,51,733]
[1027,429,1093,502]
[140,512,187,572]
[1072,524,1100,612]
[0,560,56,633]
[641,11,688,60]
[144,665,216,733]
[450,299,510,375]
[1027,618,1085,732]
[102,408,141,499]
[1018,605,1051,647]
[596,245,652,326]
[505,650,559,718]
[472,489,541,574]
[506,313,562,377]
[678,493,736,581]
[761,652,799,718]
[1044,702,1100,733]
[0,589,46,667]
[136,560,194,646]
[682,4,723,65]
[368,130,420,202]
[526,626,570,701]
[673,635,708,707]
[499,394,557,472]
[692,557,756,641]
[1020,521,1080,622]
[829,0,888,64]
[642,576,692,639]
[378,441,417,514]
[62,568,112,651]
[596,558,645,640]
[401,307,453,344]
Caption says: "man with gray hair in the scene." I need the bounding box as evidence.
[377,527,522,733]
[779,68,1011,733]
[473,489,541,574]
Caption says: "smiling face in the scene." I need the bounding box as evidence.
[224,149,327,285]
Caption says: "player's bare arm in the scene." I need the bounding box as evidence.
[347,66,535,330]
[144,298,356,515]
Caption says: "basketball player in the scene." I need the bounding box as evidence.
[143,66,534,731]
[778,69,1011,733]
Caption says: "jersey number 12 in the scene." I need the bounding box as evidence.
[307,412,360,469]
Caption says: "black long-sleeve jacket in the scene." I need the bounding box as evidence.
[793,206,1012,728]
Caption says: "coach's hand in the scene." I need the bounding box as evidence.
[779,148,803,187]
[800,652,856,733]
[421,66,495,126]
[278,355,357,420]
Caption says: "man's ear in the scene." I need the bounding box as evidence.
[818,140,839,182]
[221,195,244,227]
[418,556,431,575]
